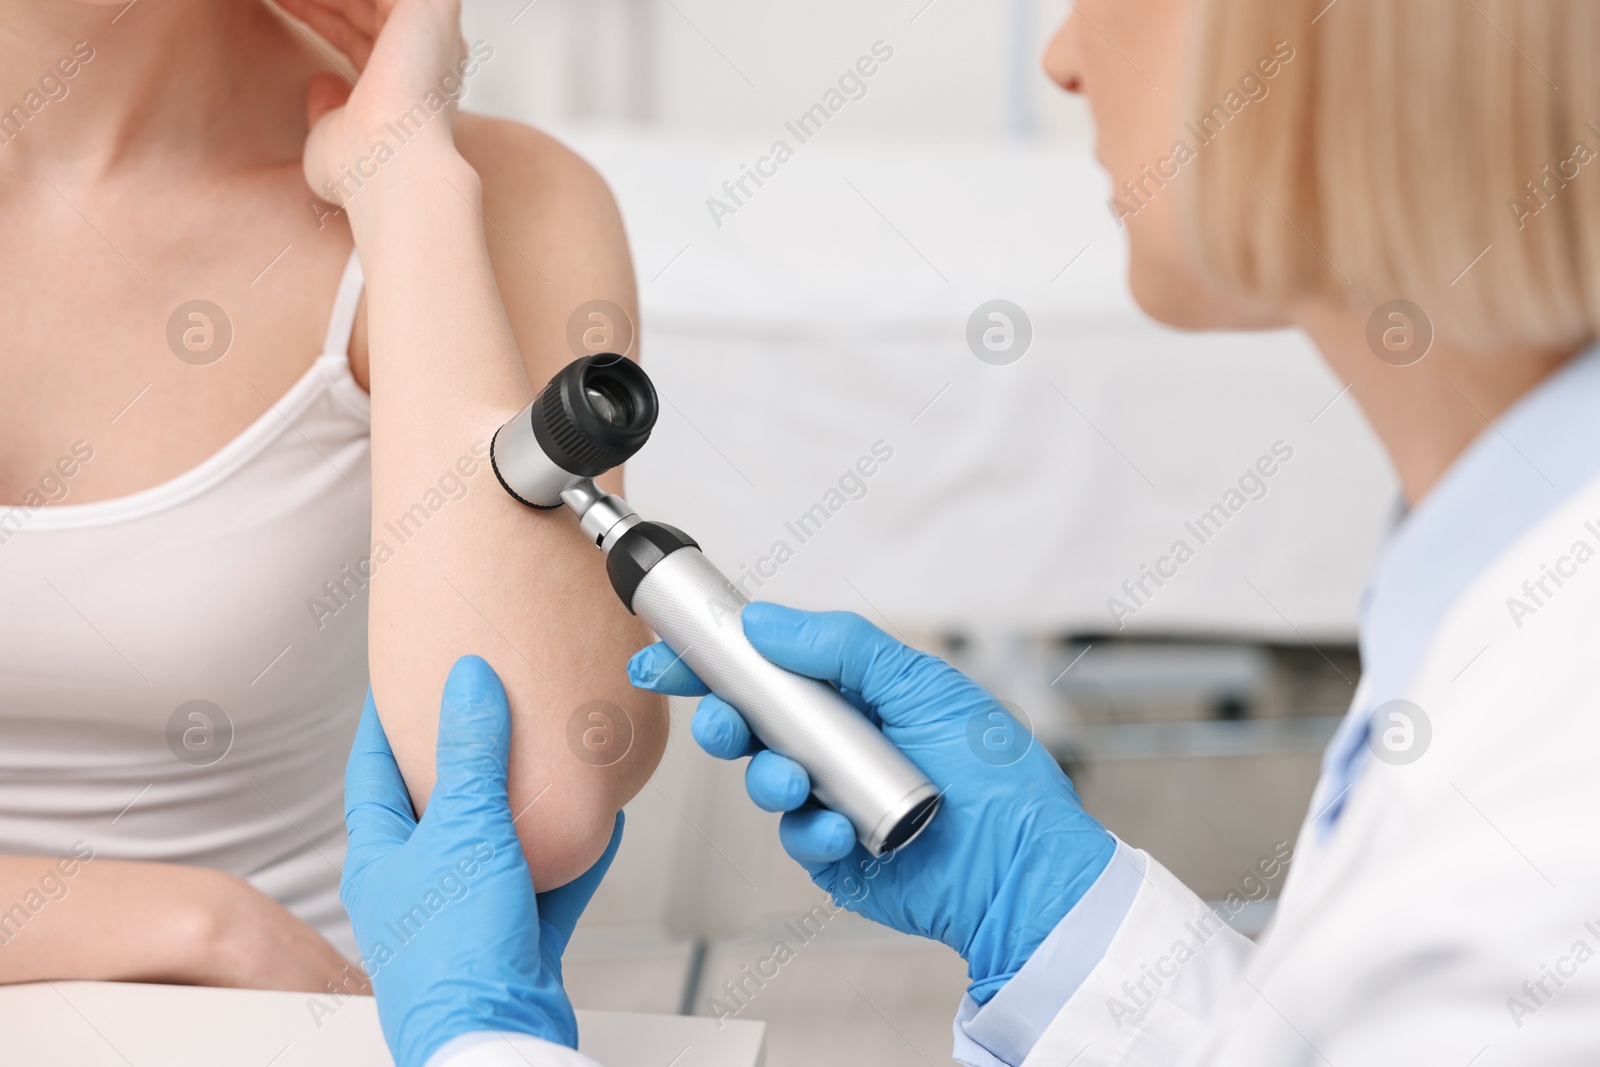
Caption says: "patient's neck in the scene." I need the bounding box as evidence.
[0,0,314,178]
[1294,302,1584,508]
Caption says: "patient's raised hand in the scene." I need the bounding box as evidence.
[284,0,471,202]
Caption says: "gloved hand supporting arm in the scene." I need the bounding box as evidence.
[343,656,621,1067]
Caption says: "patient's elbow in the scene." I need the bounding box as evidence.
[509,689,667,892]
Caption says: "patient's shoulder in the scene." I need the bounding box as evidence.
[347,116,631,390]
[450,113,635,378]
[453,113,623,234]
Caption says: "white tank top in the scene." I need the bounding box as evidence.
[0,251,371,957]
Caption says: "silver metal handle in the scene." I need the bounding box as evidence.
[631,548,940,855]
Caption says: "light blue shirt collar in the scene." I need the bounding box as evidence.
[1318,341,1600,828]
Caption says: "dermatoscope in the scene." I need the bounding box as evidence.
[490,353,941,856]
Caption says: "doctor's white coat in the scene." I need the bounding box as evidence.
[1022,473,1600,1066]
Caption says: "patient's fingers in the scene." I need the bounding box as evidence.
[278,0,377,69]
[319,0,381,37]
[627,642,711,696]
[306,71,353,130]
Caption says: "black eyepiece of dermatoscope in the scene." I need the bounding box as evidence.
[532,353,658,477]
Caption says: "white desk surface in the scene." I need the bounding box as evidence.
[0,980,765,1067]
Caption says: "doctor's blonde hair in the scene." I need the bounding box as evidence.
[1184,0,1600,348]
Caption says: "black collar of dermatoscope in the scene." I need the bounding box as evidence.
[531,353,658,478]
[607,521,699,613]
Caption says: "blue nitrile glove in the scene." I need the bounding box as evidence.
[343,655,624,1067]
[629,604,1114,1005]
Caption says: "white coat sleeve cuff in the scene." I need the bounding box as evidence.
[951,839,1147,1067]
[1022,852,1256,1067]
[425,1031,603,1067]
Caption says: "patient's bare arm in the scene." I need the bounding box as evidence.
[0,854,364,992]
[294,0,665,889]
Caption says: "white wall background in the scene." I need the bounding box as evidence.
[462,0,1093,138]
[450,0,1395,639]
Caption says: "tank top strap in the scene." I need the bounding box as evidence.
[321,248,365,359]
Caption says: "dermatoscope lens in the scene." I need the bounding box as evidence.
[508,352,659,481]
[585,380,634,429]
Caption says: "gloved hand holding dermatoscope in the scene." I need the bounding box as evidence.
[490,354,941,855]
